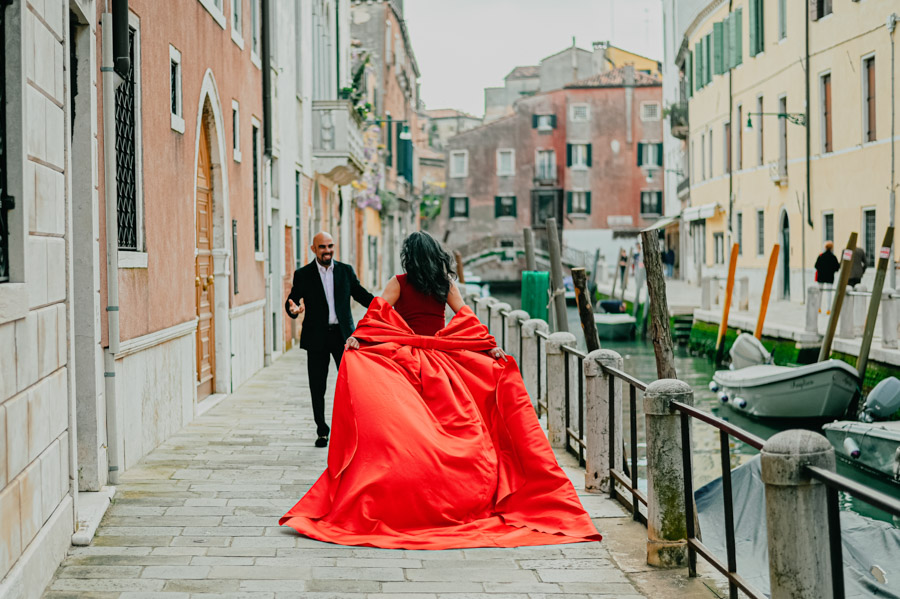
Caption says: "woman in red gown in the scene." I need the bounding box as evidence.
[279,232,601,549]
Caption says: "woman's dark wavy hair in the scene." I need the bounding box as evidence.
[401,231,457,303]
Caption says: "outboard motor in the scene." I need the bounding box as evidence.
[598,300,626,314]
[728,333,773,370]
[860,377,900,423]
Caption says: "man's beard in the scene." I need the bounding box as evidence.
[318,256,333,266]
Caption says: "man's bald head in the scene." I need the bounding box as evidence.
[311,232,335,267]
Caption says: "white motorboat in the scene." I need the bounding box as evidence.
[594,313,636,340]
[710,359,860,419]
[823,377,900,485]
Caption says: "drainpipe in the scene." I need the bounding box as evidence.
[727,0,733,251]
[335,0,340,96]
[261,0,272,157]
[101,12,121,485]
[889,13,897,289]
[805,1,812,228]
[261,0,273,365]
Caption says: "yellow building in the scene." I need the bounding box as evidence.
[681,0,899,301]
[596,42,662,78]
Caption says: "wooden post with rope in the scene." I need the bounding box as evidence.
[715,243,740,364]
[640,231,677,379]
[454,251,466,284]
[524,228,536,271]
[573,267,600,352]
[546,218,569,333]
[819,232,858,361]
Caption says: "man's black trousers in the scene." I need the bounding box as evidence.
[306,325,345,437]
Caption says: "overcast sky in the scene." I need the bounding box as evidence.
[404,0,664,117]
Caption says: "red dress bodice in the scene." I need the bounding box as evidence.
[393,274,446,336]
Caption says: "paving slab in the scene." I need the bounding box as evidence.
[42,347,716,599]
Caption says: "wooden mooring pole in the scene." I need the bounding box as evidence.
[755,244,780,339]
[856,227,894,382]
[715,244,740,364]
[818,232,858,362]
[640,230,677,379]
[573,267,600,352]
[546,218,568,333]
[523,228,536,271]
[453,251,466,284]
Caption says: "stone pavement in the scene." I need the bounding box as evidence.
[42,348,716,599]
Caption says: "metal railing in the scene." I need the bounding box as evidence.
[471,294,900,599]
[806,466,900,599]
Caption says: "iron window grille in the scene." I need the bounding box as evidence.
[115,27,139,250]
[0,0,12,282]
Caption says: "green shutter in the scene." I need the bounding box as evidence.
[511,196,517,217]
[706,33,713,83]
[585,191,592,214]
[550,114,557,128]
[566,192,573,213]
[687,51,693,97]
[734,9,743,66]
[637,143,645,166]
[694,44,701,90]
[463,198,469,217]
[749,0,758,57]
[566,144,572,167]
[656,143,664,166]
[723,16,732,70]
[586,144,592,167]
[758,0,764,50]
[713,22,724,75]
[386,119,393,166]
[494,197,501,218]
[532,114,538,128]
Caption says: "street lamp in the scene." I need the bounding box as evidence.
[746,112,807,128]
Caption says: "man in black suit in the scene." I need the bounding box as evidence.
[285,231,374,447]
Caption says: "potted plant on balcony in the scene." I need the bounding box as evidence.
[664,102,689,139]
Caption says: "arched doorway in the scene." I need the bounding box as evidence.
[781,212,791,300]
[196,113,216,398]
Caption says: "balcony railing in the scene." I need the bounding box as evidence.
[312,99,365,186]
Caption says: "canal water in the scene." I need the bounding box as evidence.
[491,290,899,524]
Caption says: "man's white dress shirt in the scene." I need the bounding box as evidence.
[317,261,339,325]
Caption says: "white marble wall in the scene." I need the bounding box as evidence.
[114,334,195,472]
[230,303,266,391]
[0,0,75,594]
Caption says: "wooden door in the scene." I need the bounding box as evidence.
[196,122,216,398]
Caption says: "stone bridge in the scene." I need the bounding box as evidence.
[452,235,597,284]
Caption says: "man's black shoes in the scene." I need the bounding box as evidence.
[315,435,328,448]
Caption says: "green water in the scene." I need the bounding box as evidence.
[491,290,899,524]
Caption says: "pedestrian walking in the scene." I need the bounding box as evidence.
[279,231,601,550]
[848,246,868,288]
[664,247,676,278]
[814,241,840,313]
[617,249,628,287]
[285,231,374,447]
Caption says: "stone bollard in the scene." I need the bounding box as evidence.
[584,349,623,493]
[737,277,750,311]
[506,310,530,362]
[521,319,549,411]
[882,289,899,349]
[644,379,693,568]
[489,302,513,349]
[852,285,867,337]
[838,286,855,339]
[760,430,837,599]
[464,292,479,312]
[701,277,713,310]
[806,286,822,335]
[545,332,577,449]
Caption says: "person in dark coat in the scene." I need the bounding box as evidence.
[285,231,374,447]
[848,246,868,288]
[814,241,840,313]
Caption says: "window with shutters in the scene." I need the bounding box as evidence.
[821,73,832,153]
[778,96,788,176]
[714,233,725,265]
[708,130,714,179]
[640,191,662,216]
[231,0,244,48]
[569,144,590,169]
[536,114,555,131]
[252,124,261,251]
[232,100,241,161]
[778,0,787,40]
[701,133,706,180]
[637,142,663,168]
[115,25,143,252]
[641,102,661,121]
[497,149,515,176]
[495,196,517,219]
[731,9,743,67]
[863,209,876,267]
[822,212,834,245]
[863,56,876,143]
[569,191,590,215]
[756,95,765,165]
[570,104,589,122]
[724,122,732,174]
[250,0,260,58]
[705,33,712,84]
[736,212,743,255]
[169,46,183,133]
[813,0,833,20]
[449,196,469,219]
[713,21,724,76]
[536,150,556,181]
[757,210,765,256]
[749,0,764,57]
[450,150,468,178]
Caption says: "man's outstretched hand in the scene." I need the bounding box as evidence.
[288,299,304,316]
